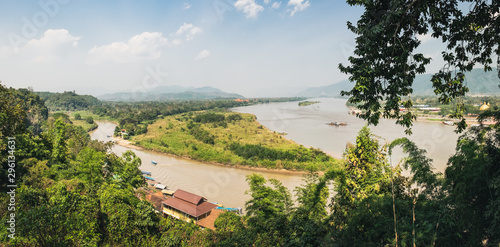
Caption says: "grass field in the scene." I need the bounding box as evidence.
[132,111,340,171]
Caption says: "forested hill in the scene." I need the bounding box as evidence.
[98,85,244,101]
[35,91,101,111]
[297,68,500,97]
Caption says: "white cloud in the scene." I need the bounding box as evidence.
[172,39,183,46]
[184,2,191,9]
[88,32,168,63]
[0,29,80,63]
[234,0,264,19]
[175,23,202,41]
[264,0,270,4]
[272,1,281,9]
[195,49,210,60]
[287,0,310,16]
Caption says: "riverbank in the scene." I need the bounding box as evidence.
[112,136,312,176]
[127,111,340,172]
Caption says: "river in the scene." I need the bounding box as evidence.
[91,121,305,211]
[91,98,460,210]
[233,98,459,173]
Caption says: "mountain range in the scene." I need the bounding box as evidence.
[98,86,244,101]
[296,68,499,97]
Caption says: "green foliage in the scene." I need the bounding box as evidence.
[35,90,101,111]
[5,83,500,246]
[74,113,82,120]
[113,150,146,189]
[86,116,94,124]
[330,126,391,230]
[229,143,331,163]
[298,101,320,106]
[98,98,303,138]
[444,120,500,245]
[133,111,339,171]
[189,124,215,145]
[194,112,226,123]
[340,0,500,133]
[244,174,293,245]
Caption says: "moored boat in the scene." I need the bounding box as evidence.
[327,121,347,126]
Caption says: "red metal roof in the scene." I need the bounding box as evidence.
[162,197,217,218]
[173,189,205,205]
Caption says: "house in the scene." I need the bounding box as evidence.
[162,189,217,224]
[234,98,249,102]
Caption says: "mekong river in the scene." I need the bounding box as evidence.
[91,98,459,210]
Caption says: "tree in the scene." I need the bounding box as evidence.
[74,113,82,120]
[50,118,69,164]
[86,116,94,124]
[244,174,293,245]
[113,151,146,188]
[288,173,330,246]
[444,123,500,245]
[327,126,393,244]
[76,147,105,188]
[340,0,500,133]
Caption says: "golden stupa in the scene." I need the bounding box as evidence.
[479,102,490,111]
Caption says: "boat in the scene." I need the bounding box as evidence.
[161,190,175,196]
[216,206,243,214]
[151,160,157,165]
[443,121,455,126]
[210,202,223,207]
[327,122,347,126]
[141,171,152,176]
[144,176,155,181]
[154,183,167,190]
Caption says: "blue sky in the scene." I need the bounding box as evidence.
[0,0,445,97]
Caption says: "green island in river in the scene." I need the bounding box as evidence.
[298,100,320,106]
[129,111,339,172]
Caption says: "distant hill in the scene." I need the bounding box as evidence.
[98,86,244,101]
[297,68,499,97]
[35,91,101,111]
[295,79,352,98]
[412,68,499,95]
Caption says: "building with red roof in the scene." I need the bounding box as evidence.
[162,189,217,224]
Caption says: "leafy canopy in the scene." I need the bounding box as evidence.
[340,0,500,133]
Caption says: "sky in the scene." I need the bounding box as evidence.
[0,0,448,97]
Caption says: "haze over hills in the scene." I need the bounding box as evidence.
[98,85,244,101]
[296,68,500,98]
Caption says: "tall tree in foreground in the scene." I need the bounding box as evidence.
[340,0,499,133]
[444,117,500,245]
